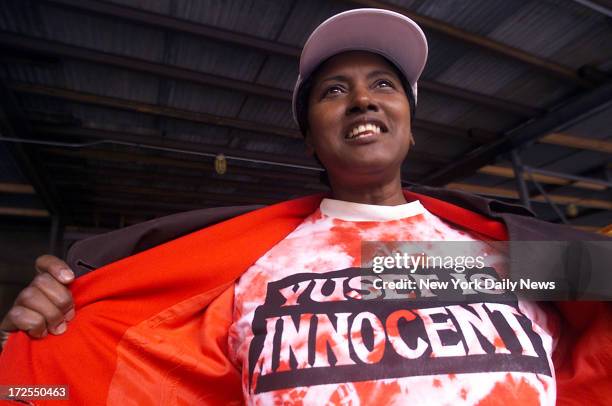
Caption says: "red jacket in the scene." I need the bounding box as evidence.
[1,191,610,405]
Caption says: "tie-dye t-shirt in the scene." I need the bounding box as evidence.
[228,198,558,405]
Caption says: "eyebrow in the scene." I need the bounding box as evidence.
[367,69,397,79]
[318,69,398,85]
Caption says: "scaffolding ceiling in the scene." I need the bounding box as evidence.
[0,0,610,233]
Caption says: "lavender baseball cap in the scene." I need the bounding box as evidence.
[292,8,428,124]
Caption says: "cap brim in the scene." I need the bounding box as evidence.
[292,8,428,123]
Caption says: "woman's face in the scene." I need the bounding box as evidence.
[306,51,412,187]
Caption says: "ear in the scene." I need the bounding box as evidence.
[409,131,416,146]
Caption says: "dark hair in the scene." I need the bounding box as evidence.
[294,55,416,186]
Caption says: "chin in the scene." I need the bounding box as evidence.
[345,155,396,171]
[333,159,399,181]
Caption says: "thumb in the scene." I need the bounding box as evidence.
[35,255,74,284]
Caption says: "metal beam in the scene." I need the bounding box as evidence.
[58,182,282,205]
[34,122,316,168]
[64,194,216,213]
[0,83,65,217]
[54,179,294,203]
[11,83,608,188]
[423,80,612,185]
[510,150,531,210]
[22,87,612,155]
[48,165,327,195]
[44,0,301,57]
[446,183,612,210]
[412,120,492,143]
[44,0,593,87]
[347,0,594,87]
[62,189,279,210]
[12,81,480,144]
[523,165,612,224]
[41,147,323,184]
[32,121,450,166]
[570,0,612,18]
[43,156,324,188]
[418,80,542,117]
[525,172,569,224]
[0,30,543,117]
[0,31,291,101]
[8,82,463,162]
[49,214,65,256]
[8,82,302,138]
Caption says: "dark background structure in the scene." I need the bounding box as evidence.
[1,0,611,316]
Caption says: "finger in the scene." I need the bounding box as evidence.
[30,273,74,315]
[34,254,74,284]
[1,306,48,338]
[14,286,66,333]
[0,312,16,332]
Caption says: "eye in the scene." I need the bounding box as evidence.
[374,79,395,89]
[322,85,345,97]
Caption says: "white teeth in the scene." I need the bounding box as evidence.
[347,123,382,139]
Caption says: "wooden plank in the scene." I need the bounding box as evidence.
[572,225,600,233]
[0,207,50,217]
[0,182,35,194]
[423,81,612,185]
[0,86,64,216]
[478,165,608,191]
[540,133,612,154]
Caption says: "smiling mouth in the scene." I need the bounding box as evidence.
[345,123,387,140]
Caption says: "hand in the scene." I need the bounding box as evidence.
[1,255,75,342]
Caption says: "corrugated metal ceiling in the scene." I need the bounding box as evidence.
[0,0,609,231]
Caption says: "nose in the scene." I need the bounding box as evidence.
[346,85,378,115]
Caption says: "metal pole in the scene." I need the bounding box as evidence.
[523,166,612,188]
[511,150,532,211]
[424,81,612,186]
[49,214,64,257]
[526,173,569,224]
[570,0,612,18]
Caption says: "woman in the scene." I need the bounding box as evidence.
[1,9,610,406]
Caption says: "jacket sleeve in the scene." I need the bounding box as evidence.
[553,301,612,405]
[0,195,322,405]
[0,278,241,406]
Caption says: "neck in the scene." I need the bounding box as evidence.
[328,174,408,206]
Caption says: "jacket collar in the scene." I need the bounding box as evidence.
[405,184,535,219]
